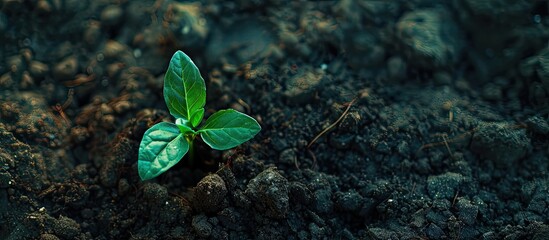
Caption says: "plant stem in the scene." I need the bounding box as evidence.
[186,133,196,166]
[189,139,194,165]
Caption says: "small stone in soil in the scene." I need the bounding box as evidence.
[313,189,333,214]
[192,214,212,238]
[456,198,479,225]
[425,223,446,239]
[245,167,289,219]
[192,174,227,213]
[289,181,312,205]
[142,183,168,205]
[51,215,81,239]
[427,172,465,199]
[335,190,363,212]
[284,67,324,105]
[470,122,531,167]
[396,9,464,68]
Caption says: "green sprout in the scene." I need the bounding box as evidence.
[138,50,261,180]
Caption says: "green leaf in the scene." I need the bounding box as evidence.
[163,50,206,125]
[138,122,189,180]
[175,118,195,134]
[190,108,205,127]
[198,109,261,150]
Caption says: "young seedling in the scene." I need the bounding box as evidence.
[138,51,261,180]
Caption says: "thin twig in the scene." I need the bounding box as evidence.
[61,88,74,110]
[237,98,251,113]
[306,148,317,170]
[442,134,455,160]
[307,97,357,148]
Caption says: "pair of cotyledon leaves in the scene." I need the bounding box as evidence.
[138,51,261,180]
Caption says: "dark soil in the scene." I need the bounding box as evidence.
[1,1,549,239]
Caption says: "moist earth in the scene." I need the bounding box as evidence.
[1,1,549,239]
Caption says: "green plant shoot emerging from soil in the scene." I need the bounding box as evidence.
[138,51,261,180]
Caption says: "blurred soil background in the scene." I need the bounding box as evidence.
[1,0,549,239]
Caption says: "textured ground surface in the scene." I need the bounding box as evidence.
[1,1,549,239]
